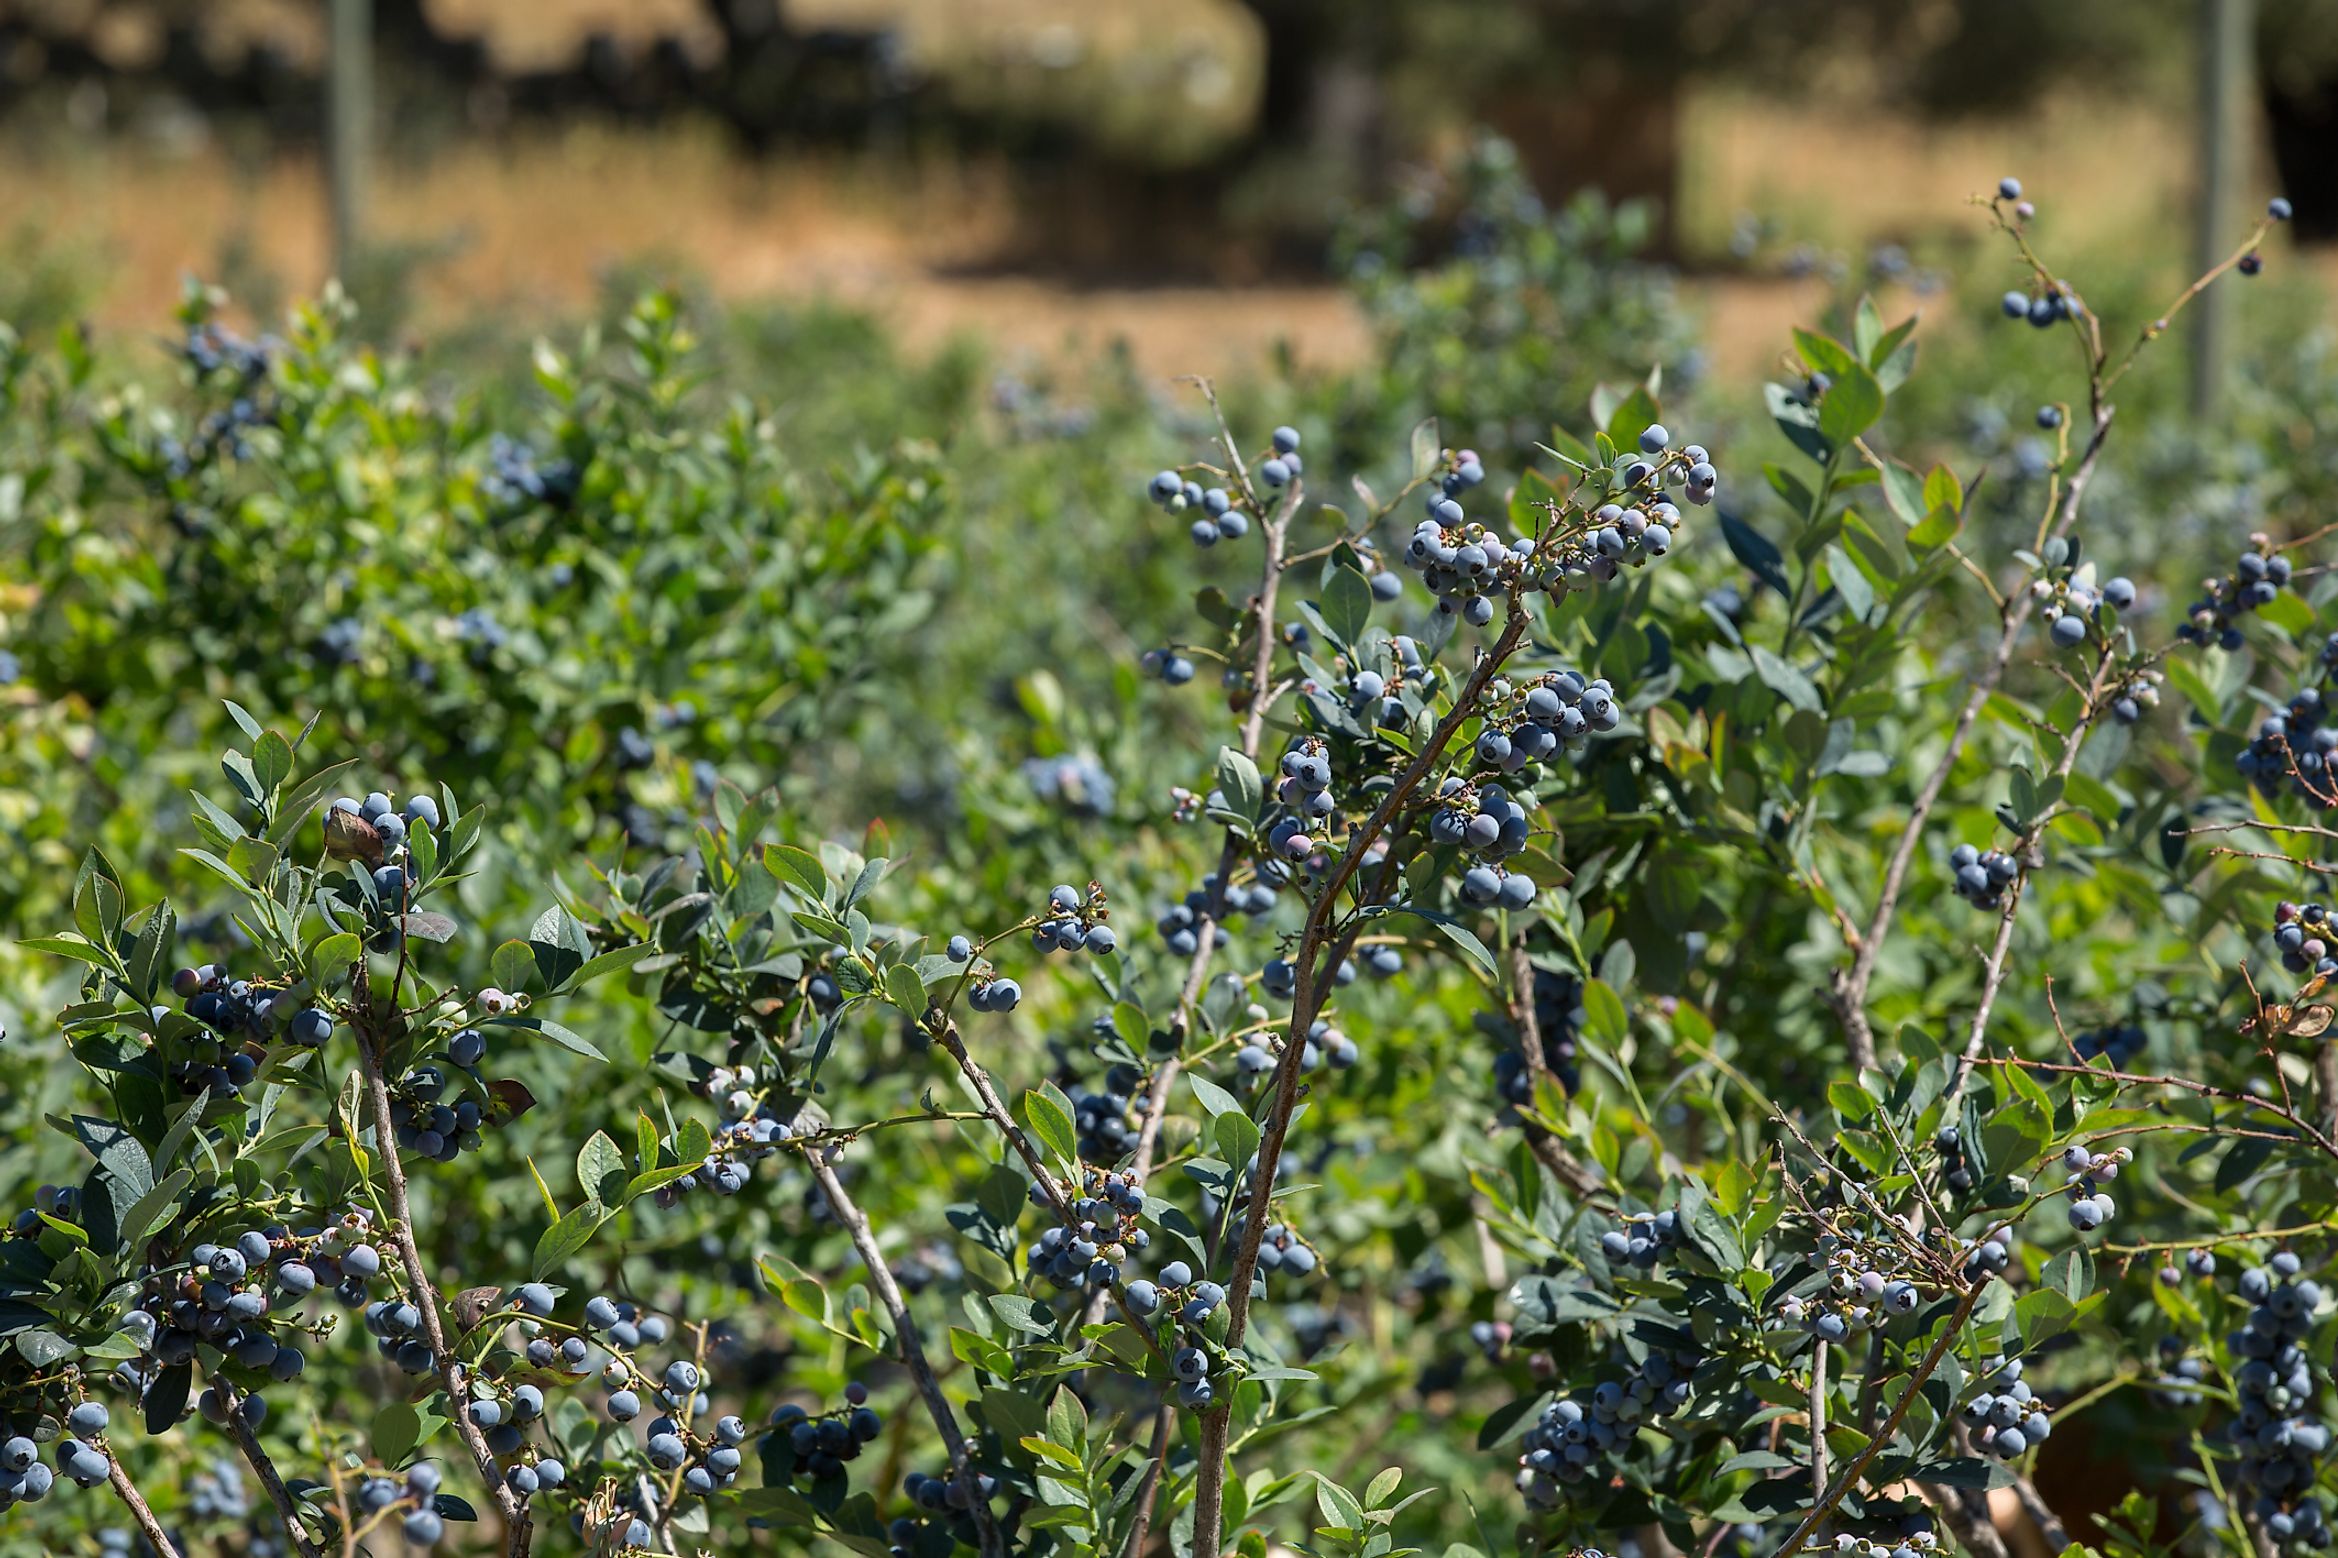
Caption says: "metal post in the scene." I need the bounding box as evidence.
[2191,0,2254,418]
[327,0,373,284]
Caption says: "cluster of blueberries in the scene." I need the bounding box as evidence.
[1400,430,1707,624]
[2240,656,2338,802]
[387,1062,491,1166]
[1488,967,1586,1107]
[1962,1355,2055,1461]
[574,1300,747,1513]
[898,1462,1004,1550]
[1431,779,1539,911]
[0,1400,116,1510]
[2179,545,2294,651]
[654,1064,799,1205]
[1948,842,2020,910]
[1128,1258,1237,1410]
[1232,1011,1362,1079]
[160,962,331,1100]
[1820,1527,1947,1558]
[1140,646,1200,686]
[1959,1218,2018,1283]
[1145,425,1304,546]
[1020,751,1118,817]
[2158,1247,2220,1288]
[1071,1070,1150,1161]
[1262,740,1341,865]
[2059,1142,2128,1232]
[2229,1254,2332,1548]
[1025,1169,1150,1294]
[2073,1020,2148,1067]
[118,1220,378,1422]
[2149,1335,2213,1410]
[1155,872,1279,958]
[480,432,580,513]
[1029,882,1119,957]
[1933,1124,1975,1194]
[2273,901,2338,980]
[1601,1211,1686,1273]
[2106,667,2164,726]
[2032,571,2136,649]
[329,788,440,857]
[1776,1248,1924,1342]
[1512,1336,1701,1508]
[1477,669,1628,767]
[1998,283,2082,331]
[350,1462,458,1548]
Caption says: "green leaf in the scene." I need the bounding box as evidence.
[1408,418,1441,481]
[531,1203,605,1279]
[567,942,653,991]
[1321,567,1374,646]
[1750,646,1822,712]
[1188,1073,1243,1119]
[1880,461,1928,529]
[1315,1475,1368,1537]
[253,730,295,795]
[884,962,927,1016]
[492,940,536,996]
[374,1401,421,1466]
[486,1015,605,1063]
[1720,514,1791,598]
[309,931,363,985]
[1581,981,1628,1047]
[1907,505,1962,551]
[1021,1087,1078,1168]
[1216,748,1263,826]
[578,1131,628,1208]
[17,935,112,968]
[765,844,827,902]
[1380,906,1496,979]
[1816,361,1886,445]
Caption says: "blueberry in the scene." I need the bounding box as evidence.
[946,935,972,962]
[1638,424,1669,453]
[2001,290,2030,318]
[2049,614,2086,648]
[68,1401,109,1436]
[1260,458,1291,488]
[608,1390,641,1421]
[1998,176,2023,200]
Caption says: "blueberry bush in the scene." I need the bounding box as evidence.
[3,179,2336,1558]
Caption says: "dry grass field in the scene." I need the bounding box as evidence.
[3,83,2325,384]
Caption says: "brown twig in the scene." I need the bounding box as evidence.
[108,1454,187,1558]
[805,1145,1006,1558]
[1507,939,1604,1198]
[1192,608,1533,1556]
[1121,1404,1177,1558]
[1769,1285,1983,1557]
[348,985,523,1525]
[219,1382,328,1558]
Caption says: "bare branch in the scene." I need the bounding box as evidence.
[108,1454,187,1558]
[804,1145,1006,1558]
[348,984,523,1524]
